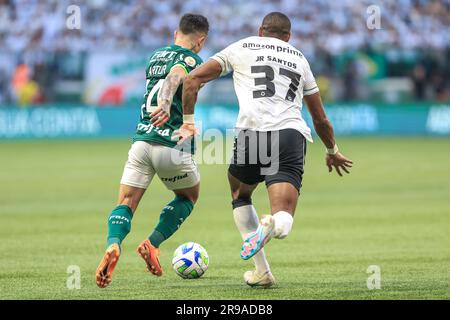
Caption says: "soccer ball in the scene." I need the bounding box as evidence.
[172,242,209,279]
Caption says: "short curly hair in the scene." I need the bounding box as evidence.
[261,12,291,37]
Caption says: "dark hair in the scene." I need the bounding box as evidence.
[179,13,209,35]
[261,12,291,37]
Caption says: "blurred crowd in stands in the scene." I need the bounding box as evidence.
[0,0,449,105]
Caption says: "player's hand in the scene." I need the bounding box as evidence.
[171,123,199,145]
[326,152,353,176]
[150,106,170,127]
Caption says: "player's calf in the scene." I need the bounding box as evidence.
[95,204,133,288]
[147,194,195,249]
[267,182,297,239]
[139,190,197,276]
[106,204,133,248]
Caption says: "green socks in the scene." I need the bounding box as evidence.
[105,197,193,250]
[149,196,194,248]
[107,205,133,248]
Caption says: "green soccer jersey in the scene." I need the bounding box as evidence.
[133,44,203,153]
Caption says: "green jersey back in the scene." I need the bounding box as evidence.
[133,44,202,152]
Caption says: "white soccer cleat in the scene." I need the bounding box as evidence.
[244,270,276,288]
[241,215,275,260]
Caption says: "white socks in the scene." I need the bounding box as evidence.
[233,204,270,274]
[272,211,294,239]
[233,204,294,273]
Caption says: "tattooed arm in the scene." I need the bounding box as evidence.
[150,66,187,127]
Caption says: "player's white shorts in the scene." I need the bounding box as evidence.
[120,141,200,190]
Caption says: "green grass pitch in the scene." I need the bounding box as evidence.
[0,137,449,299]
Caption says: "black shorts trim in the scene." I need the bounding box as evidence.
[228,129,306,192]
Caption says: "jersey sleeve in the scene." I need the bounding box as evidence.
[302,59,319,96]
[210,42,237,76]
[172,53,202,75]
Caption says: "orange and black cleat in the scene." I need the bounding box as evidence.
[95,243,120,288]
[137,239,163,276]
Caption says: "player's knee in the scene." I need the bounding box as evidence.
[230,187,251,202]
[273,211,294,239]
[186,193,199,204]
[174,190,198,204]
[230,190,240,201]
[228,182,240,200]
[233,187,254,202]
[228,172,242,201]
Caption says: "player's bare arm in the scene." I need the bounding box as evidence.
[151,66,187,127]
[303,92,353,176]
[183,59,222,114]
[173,60,223,144]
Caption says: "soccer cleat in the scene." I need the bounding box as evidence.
[95,243,120,288]
[137,239,163,276]
[240,215,275,260]
[244,270,276,288]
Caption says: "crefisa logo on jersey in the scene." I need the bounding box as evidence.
[184,56,196,67]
